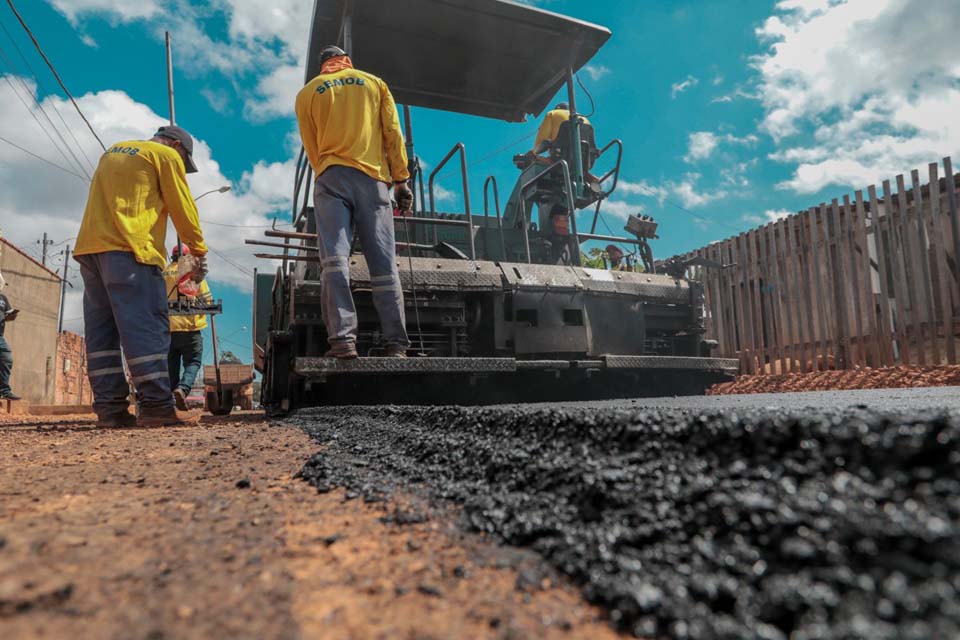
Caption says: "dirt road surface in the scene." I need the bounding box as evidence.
[0,413,617,639]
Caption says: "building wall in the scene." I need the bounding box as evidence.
[55,331,92,405]
[0,238,62,404]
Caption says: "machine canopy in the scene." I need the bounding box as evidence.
[306,0,611,122]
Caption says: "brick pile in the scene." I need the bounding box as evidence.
[708,365,960,395]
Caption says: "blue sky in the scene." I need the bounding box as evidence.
[0,0,957,366]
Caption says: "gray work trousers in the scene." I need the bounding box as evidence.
[314,165,410,350]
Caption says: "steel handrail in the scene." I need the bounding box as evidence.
[596,139,624,199]
[517,159,581,266]
[483,176,506,261]
[428,143,475,260]
[589,139,625,235]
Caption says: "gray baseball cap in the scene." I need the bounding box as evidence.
[154,125,198,173]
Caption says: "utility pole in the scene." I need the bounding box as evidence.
[58,245,70,333]
[165,31,175,126]
[38,233,53,266]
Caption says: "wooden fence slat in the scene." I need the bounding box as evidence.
[776,218,798,372]
[809,205,830,367]
[747,230,766,370]
[796,212,816,372]
[757,224,778,369]
[943,157,960,306]
[784,215,807,372]
[706,245,723,355]
[731,238,751,372]
[737,233,757,373]
[929,163,956,364]
[912,169,941,364]
[842,195,866,367]
[720,240,737,361]
[868,185,895,365]
[826,199,848,367]
[854,190,882,365]
[894,175,923,364]
[765,223,785,371]
[883,179,911,365]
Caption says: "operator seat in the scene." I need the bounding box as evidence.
[554,119,600,173]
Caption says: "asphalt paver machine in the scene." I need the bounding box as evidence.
[250,0,738,413]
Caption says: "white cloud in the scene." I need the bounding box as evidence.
[50,0,312,119]
[754,0,960,193]
[683,131,758,162]
[582,65,611,81]
[685,132,719,162]
[598,200,644,221]
[0,76,295,309]
[49,0,160,23]
[618,175,725,209]
[671,75,699,99]
[741,209,792,225]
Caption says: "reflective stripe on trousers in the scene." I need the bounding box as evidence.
[77,251,173,415]
[313,165,409,349]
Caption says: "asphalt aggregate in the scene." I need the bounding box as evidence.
[291,389,960,639]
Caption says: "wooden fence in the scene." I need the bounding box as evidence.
[684,157,960,375]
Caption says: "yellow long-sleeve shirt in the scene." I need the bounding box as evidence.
[295,68,410,184]
[163,261,212,332]
[75,140,207,269]
[533,109,592,154]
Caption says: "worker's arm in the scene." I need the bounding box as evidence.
[295,88,320,174]
[379,80,410,183]
[157,153,207,256]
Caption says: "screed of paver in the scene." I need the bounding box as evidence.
[0,414,618,640]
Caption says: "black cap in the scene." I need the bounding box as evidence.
[319,45,347,65]
[555,102,569,110]
[154,125,198,173]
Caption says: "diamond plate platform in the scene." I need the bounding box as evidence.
[295,357,517,376]
[602,355,740,373]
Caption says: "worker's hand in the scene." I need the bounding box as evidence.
[5,309,18,321]
[192,255,208,283]
[394,182,414,213]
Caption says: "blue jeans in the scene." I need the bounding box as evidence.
[313,165,409,349]
[76,251,173,416]
[0,335,12,396]
[168,330,203,394]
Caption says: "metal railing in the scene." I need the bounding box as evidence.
[428,143,475,259]
[483,176,506,260]
[517,159,581,265]
[590,139,624,234]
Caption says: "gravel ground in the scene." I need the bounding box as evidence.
[0,413,616,639]
[710,366,960,396]
[292,396,960,639]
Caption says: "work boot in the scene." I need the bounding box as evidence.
[1,391,21,400]
[384,344,408,358]
[173,388,189,411]
[96,411,138,428]
[137,407,201,427]
[325,343,359,359]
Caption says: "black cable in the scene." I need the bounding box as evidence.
[0,53,89,179]
[576,73,596,118]
[6,0,106,152]
[0,16,96,173]
[0,134,87,181]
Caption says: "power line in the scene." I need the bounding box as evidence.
[5,0,106,152]
[207,245,254,277]
[0,134,88,181]
[0,53,83,179]
[0,16,96,173]
[434,129,537,182]
[203,220,292,229]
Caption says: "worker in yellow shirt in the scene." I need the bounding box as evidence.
[163,244,212,411]
[532,103,591,155]
[74,125,208,427]
[295,45,413,359]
